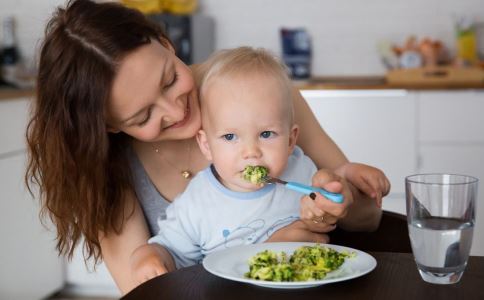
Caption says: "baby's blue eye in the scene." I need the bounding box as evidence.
[223,133,236,141]
[260,131,273,139]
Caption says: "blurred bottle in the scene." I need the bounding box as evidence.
[280,28,312,79]
[455,16,478,65]
[1,16,21,86]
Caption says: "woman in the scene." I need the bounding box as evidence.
[26,0,389,294]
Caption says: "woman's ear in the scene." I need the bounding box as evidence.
[196,129,213,161]
[288,124,299,154]
[106,126,121,134]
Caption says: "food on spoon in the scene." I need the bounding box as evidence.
[245,244,353,281]
[242,165,269,184]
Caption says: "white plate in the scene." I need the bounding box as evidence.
[202,242,377,289]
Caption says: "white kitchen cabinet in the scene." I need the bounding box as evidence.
[0,98,63,300]
[417,90,484,256]
[418,90,484,143]
[303,89,484,255]
[302,90,417,214]
[0,99,30,155]
[0,97,119,297]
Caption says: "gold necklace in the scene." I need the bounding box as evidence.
[153,140,192,179]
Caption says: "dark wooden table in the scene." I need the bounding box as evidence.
[121,252,484,300]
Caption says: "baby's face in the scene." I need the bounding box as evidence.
[197,73,298,192]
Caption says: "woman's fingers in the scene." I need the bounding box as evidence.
[301,194,320,220]
[311,192,348,219]
[311,169,342,191]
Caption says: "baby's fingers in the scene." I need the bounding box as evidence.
[352,175,378,199]
[381,177,391,196]
[365,176,384,207]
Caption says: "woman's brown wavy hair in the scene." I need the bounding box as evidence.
[25,0,170,264]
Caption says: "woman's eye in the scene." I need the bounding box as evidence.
[164,72,178,90]
[260,131,274,139]
[222,133,237,141]
[137,108,152,127]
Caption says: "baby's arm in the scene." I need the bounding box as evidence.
[335,162,391,208]
[265,220,331,243]
[130,198,201,285]
[129,243,176,285]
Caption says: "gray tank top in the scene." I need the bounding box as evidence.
[127,146,171,236]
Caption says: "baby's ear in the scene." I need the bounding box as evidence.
[288,124,299,153]
[196,129,213,161]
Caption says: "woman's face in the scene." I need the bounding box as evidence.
[106,40,201,142]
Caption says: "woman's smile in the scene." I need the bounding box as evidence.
[163,96,192,130]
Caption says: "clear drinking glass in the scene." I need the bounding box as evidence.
[405,174,478,284]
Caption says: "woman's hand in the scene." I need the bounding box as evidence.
[129,243,176,286]
[265,220,331,243]
[300,169,353,229]
[335,162,391,208]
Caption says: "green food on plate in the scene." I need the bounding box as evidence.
[242,165,269,184]
[245,244,353,282]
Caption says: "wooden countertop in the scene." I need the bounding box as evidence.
[294,76,484,90]
[1,75,483,102]
[0,87,35,101]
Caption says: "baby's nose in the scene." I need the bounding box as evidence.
[242,142,262,160]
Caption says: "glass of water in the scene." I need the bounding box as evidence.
[406,174,478,284]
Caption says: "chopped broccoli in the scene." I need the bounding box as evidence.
[242,165,269,184]
[245,244,353,282]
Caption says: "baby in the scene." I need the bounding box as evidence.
[149,46,317,268]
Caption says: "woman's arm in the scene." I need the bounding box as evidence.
[99,192,151,295]
[292,88,348,170]
[292,89,383,231]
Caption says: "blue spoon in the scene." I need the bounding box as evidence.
[264,176,344,203]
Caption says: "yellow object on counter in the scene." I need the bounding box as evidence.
[162,0,197,15]
[121,0,163,14]
[455,16,478,64]
[457,29,478,63]
[121,0,197,15]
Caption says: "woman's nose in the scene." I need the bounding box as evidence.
[158,96,184,123]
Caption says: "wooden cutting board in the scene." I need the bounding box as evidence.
[386,66,484,88]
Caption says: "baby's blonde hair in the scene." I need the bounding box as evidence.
[198,46,294,122]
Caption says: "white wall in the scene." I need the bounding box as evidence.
[1,0,483,75]
[199,0,484,75]
[0,0,64,64]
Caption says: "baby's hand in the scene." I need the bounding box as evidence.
[336,162,391,208]
[129,244,175,286]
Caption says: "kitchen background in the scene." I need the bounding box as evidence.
[2,0,484,75]
[1,0,484,299]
